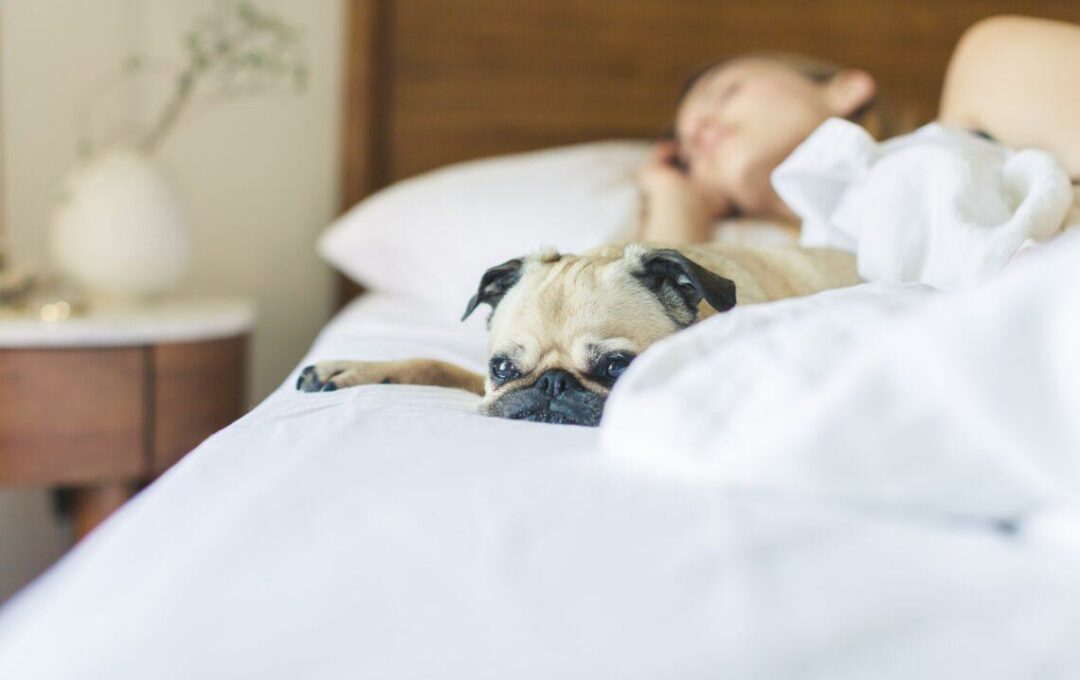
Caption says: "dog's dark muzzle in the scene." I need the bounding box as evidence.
[483,368,606,426]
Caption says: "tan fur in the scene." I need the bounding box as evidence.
[299,242,860,401]
[593,242,861,310]
[298,359,485,394]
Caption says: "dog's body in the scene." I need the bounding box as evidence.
[298,241,860,425]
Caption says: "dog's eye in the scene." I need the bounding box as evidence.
[602,355,632,380]
[490,357,521,382]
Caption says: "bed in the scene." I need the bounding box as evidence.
[2,1,1080,677]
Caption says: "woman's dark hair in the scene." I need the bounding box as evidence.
[676,52,902,140]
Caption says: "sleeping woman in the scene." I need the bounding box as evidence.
[639,15,1080,287]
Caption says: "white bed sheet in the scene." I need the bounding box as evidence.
[0,289,1076,679]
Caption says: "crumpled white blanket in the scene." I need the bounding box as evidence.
[771,118,1076,290]
[601,231,1080,563]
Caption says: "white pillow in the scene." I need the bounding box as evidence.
[318,140,650,318]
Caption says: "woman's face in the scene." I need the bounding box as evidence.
[675,59,847,216]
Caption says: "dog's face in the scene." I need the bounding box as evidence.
[461,244,737,426]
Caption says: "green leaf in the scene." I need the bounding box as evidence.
[236,2,257,24]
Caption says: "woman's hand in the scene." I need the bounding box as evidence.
[637,140,694,196]
[637,141,721,243]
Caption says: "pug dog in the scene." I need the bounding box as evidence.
[297,242,860,426]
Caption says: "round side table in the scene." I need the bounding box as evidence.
[0,298,254,539]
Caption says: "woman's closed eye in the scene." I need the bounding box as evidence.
[716,80,741,105]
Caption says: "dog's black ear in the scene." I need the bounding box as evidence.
[461,258,525,321]
[634,248,736,325]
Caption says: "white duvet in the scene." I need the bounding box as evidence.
[602,232,1080,513]
[2,243,1080,678]
[771,118,1077,289]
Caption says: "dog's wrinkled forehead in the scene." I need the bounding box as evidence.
[487,245,680,355]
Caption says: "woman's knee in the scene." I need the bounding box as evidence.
[955,14,1075,60]
[940,15,1040,125]
[958,15,1030,46]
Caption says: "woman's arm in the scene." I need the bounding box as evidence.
[940,15,1080,177]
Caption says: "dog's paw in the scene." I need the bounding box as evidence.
[296,361,397,393]
[296,361,362,393]
[297,363,341,392]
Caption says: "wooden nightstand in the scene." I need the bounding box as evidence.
[0,298,254,539]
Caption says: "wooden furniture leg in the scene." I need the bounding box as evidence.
[69,481,133,541]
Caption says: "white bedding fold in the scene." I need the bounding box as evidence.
[771,118,1075,289]
[602,232,1080,536]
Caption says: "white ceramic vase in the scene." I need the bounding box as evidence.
[51,149,190,302]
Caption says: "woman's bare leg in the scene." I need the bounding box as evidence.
[940,16,1080,177]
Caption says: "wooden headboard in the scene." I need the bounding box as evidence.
[339,0,1080,304]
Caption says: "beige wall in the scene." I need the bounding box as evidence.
[1,0,343,601]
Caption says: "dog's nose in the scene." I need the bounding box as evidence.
[535,369,577,398]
